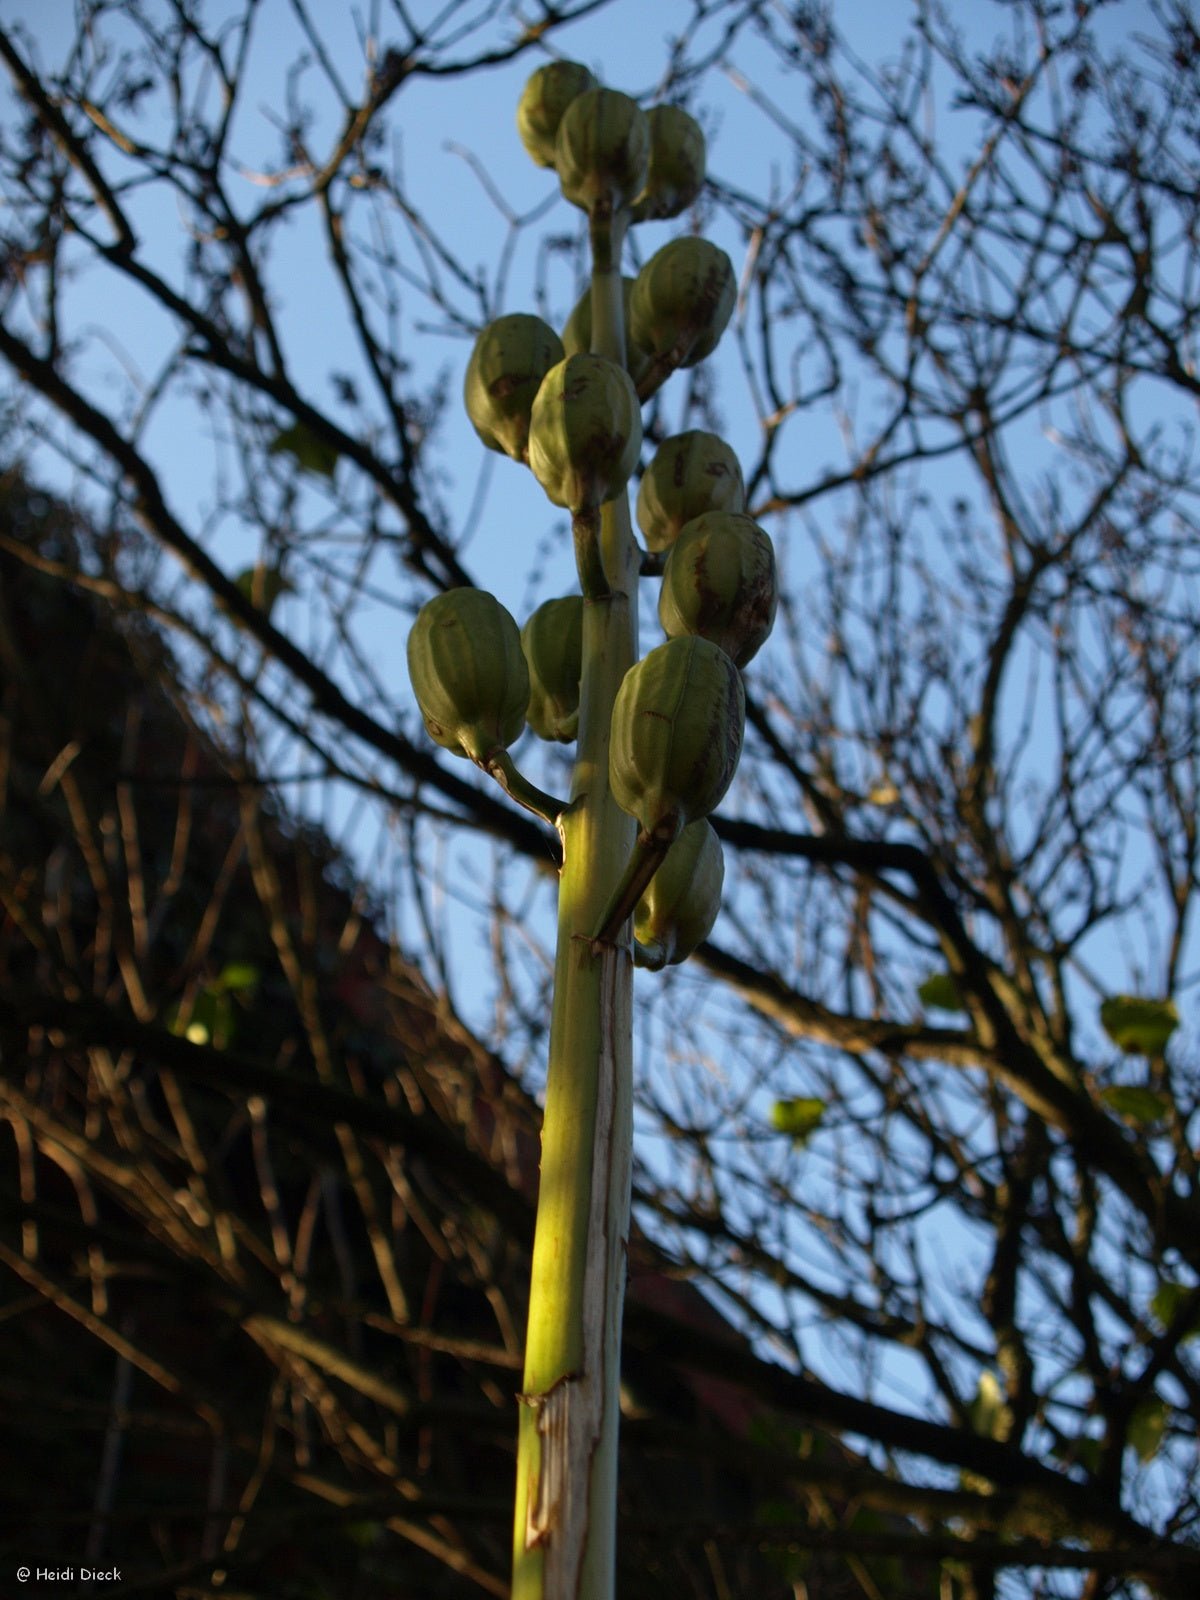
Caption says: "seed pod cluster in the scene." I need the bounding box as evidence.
[516,70,708,233]
[406,65,779,970]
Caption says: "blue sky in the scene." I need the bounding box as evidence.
[3,7,1193,1525]
[4,0,1187,1090]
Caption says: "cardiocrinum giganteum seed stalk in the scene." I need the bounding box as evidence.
[404,65,774,1600]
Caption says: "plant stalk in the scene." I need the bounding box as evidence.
[512,208,637,1600]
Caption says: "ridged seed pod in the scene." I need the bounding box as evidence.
[609,635,745,839]
[634,818,724,969]
[632,105,706,223]
[659,511,778,667]
[636,431,745,552]
[464,314,565,462]
[528,353,642,513]
[562,276,653,390]
[555,87,648,216]
[629,236,735,370]
[521,595,584,742]
[517,60,598,168]
[407,589,529,764]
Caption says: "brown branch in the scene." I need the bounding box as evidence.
[0,991,534,1240]
[0,320,553,861]
[621,1298,1159,1557]
[624,1514,1200,1589]
[710,813,1200,1268]
[696,937,981,1064]
[0,25,136,255]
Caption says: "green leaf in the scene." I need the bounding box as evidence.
[755,1498,810,1581]
[966,1370,1013,1442]
[917,972,964,1012]
[233,566,293,614]
[199,988,235,1048]
[1099,995,1179,1055]
[1100,1085,1172,1125]
[770,1097,826,1145]
[748,1416,824,1456]
[1128,1396,1168,1462]
[1151,1280,1200,1339]
[268,421,339,477]
[167,989,236,1050]
[1051,1434,1101,1475]
[214,961,260,994]
[344,1520,383,1549]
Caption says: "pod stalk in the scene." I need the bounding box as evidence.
[484,749,567,829]
[591,826,676,951]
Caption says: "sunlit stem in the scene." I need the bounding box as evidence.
[511,200,637,1600]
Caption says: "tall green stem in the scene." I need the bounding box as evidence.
[512,211,637,1600]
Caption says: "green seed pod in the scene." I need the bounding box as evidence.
[632,105,706,223]
[634,818,724,969]
[555,87,649,216]
[636,431,745,553]
[517,60,598,168]
[407,588,529,764]
[528,352,643,513]
[464,314,565,463]
[659,511,778,668]
[609,634,745,840]
[562,277,653,390]
[629,236,735,371]
[521,594,584,742]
